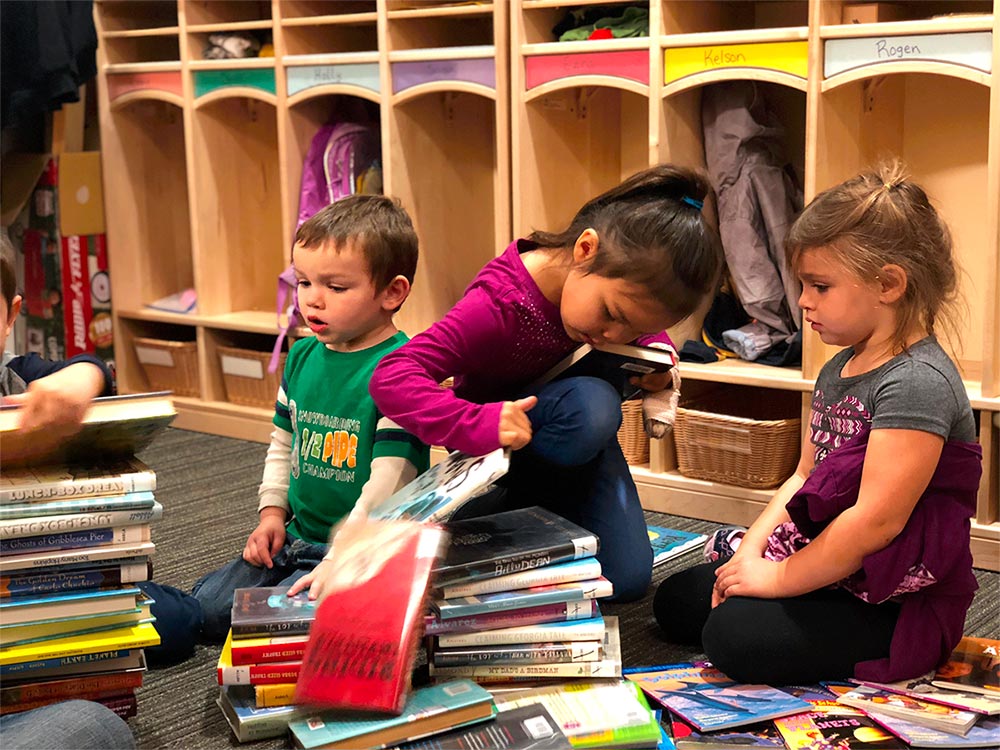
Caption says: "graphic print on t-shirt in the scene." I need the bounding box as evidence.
[288,398,363,484]
[810,392,872,465]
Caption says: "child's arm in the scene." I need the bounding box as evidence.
[244,426,292,569]
[3,353,112,431]
[714,428,943,602]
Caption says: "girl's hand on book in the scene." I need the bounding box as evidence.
[712,553,785,607]
[244,509,287,568]
[629,370,672,393]
[499,396,537,450]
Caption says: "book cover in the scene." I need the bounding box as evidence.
[0,457,156,504]
[217,685,304,743]
[773,685,904,749]
[435,506,599,587]
[254,682,297,708]
[0,647,143,678]
[217,632,302,686]
[1,687,137,716]
[230,633,309,666]
[395,703,574,750]
[367,447,510,523]
[0,391,175,467]
[0,621,159,669]
[932,636,1000,696]
[1,559,150,599]
[647,525,708,567]
[0,501,163,540]
[0,524,151,556]
[1,650,146,686]
[441,558,603,600]
[834,684,980,736]
[669,711,783,749]
[288,680,495,750]
[294,520,447,713]
[854,673,1000,716]
[0,668,144,707]
[437,615,606,648]
[424,599,598,636]
[0,541,156,573]
[432,638,603,667]
[0,587,141,626]
[568,684,662,750]
[229,586,318,638]
[0,604,152,648]
[622,662,812,732]
[435,577,613,620]
[866,710,1000,748]
[0,491,156,520]
[525,342,676,401]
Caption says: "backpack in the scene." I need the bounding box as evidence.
[269,122,381,373]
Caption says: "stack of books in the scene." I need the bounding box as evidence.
[0,392,175,721]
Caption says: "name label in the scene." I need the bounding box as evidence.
[525,50,648,90]
[287,63,381,96]
[392,57,495,94]
[193,69,276,98]
[664,41,808,86]
[824,32,992,78]
[107,72,183,102]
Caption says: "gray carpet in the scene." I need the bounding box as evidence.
[130,428,1000,749]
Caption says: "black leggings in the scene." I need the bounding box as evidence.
[653,560,900,685]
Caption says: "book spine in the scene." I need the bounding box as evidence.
[0,493,156,520]
[99,693,138,720]
[229,620,312,639]
[0,670,143,705]
[1,561,150,599]
[437,618,606,647]
[231,641,308,667]
[0,648,134,677]
[428,657,619,679]
[1,688,136,715]
[432,640,602,666]
[0,543,154,573]
[254,683,297,708]
[0,525,149,555]
[0,503,163,540]
[0,473,155,504]
[435,578,613,620]
[441,558,602,598]
[217,662,302,686]
[424,599,598,635]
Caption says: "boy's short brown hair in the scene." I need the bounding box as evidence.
[294,195,418,291]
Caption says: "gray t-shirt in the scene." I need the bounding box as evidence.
[810,337,976,465]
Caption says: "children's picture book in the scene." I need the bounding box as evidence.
[0,540,156,573]
[434,577,613,620]
[425,599,599,636]
[866,710,1000,748]
[436,614,606,648]
[394,703,573,750]
[440,557,603,599]
[432,638,604,667]
[2,558,151,600]
[0,602,153,649]
[217,685,304,743]
[834,684,980,736]
[0,621,160,672]
[0,586,142,627]
[622,662,812,733]
[294,519,447,713]
[288,680,495,750]
[0,490,157,520]
[668,710,783,749]
[853,673,1000,716]
[1,650,146,687]
[647,525,708,567]
[932,636,1000,696]
[368,447,510,523]
[229,586,318,638]
[0,391,176,467]
[773,684,904,749]
[525,342,676,401]
[435,506,599,587]
[0,669,144,708]
[0,501,163,540]
[0,457,156,504]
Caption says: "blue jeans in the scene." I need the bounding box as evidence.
[137,581,203,667]
[192,537,328,642]
[2,700,136,749]
[451,377,652,601]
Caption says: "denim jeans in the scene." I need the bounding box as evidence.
[192,536,328,642]
[451,377,652,601]
[136,580,203,667]
[2,700,136,749]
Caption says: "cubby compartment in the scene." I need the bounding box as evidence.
[98,0,178,32]
[820,1,993,27]
[813,73,991,386]
[661,0,808,36]
[187,30,272,62]
[281,23,379,57]
[519,0,649,46]
[184,0,271,26]
[102,35,181,66]
[388,91,500,334]
[386,13,495,51]
[118,320,199,397]
[102,99,193,313]
[189,96,283,317]
[280,0,377,19]
[203,329,286,409]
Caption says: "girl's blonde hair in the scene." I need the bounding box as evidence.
[786,159,963,354]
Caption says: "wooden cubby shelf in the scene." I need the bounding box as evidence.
[95,1,999,570]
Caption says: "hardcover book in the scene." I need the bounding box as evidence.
[525,342,676,401]
[834,684,980,736]
[424,599,598,636]
[932,636,1000,696]
[435,506,599,587]
[254,682,297,709]
[0,501,163,540]
[0,490,157,520]
[0,602,153,648]
[854,673,1000,716]
[436,615,606,648]
[230,633,309,667]
[1,558,151,599]
[0,621,159,669]
[773,685,904,749]
[434,577,613,620]
[0,391,176,467]
[432,638,603,667]
[866,710,1000,748]
[0,650,146,686]
[622,662,812,732]
[395,703,573,750]
[440,558,603,600]
[217,685,303,743]
[0,586,142,626]
[669,711,783,749]
[229,586,318,638]
[0,457,156,504]
[0,540,156,573]
[288,679,495,750]
[0,524,151,556]
[0,669,144,707]
[294,519,447,713]
[218,631,302,686]
[368,447,510,523]
[647,525,708,567]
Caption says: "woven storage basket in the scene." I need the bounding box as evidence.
[674,390,800,489]
[218,346,285,409]
[617,399,649,465]
[133,337,199,397]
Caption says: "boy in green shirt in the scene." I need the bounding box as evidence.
[192,195,429,641]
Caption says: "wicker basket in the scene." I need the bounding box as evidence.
[674,389,801,489]
[617,399,649,465]
[218,346,285,409]
[133,337,199,397]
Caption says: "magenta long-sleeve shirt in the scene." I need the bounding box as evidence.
[369,240,672,455]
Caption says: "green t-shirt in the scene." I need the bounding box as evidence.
[273,332,428,543]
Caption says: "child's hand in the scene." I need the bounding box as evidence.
[286,558,334,602]
[629,371,672,393]
[3,363,106,442]
[243,508,287,568]
[498,396,537,450]
[712,553,785,606]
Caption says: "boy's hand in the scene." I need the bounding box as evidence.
[498,396,537,450]
[243,508,287,568]
[3,363,106,442]
[286,513,365,602]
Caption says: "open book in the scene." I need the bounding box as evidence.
[525,343,675,400]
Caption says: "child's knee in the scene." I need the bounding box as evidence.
[535,378,622,464]
[602,553,652,603]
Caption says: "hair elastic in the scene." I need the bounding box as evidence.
[681,196,704,210]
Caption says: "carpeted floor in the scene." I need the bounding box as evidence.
[129,428,1000,749]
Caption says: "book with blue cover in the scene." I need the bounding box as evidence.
[866,711,1000,747]
[434,577,613,620]
[647,525,708,567]
[217,685,303,742]
[437,614,606,648]
[0,491,157,520]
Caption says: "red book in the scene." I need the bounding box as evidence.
[0,669,144,706]
[217,632,302,685]
[230,634,309,666]
[294,519,446,714]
